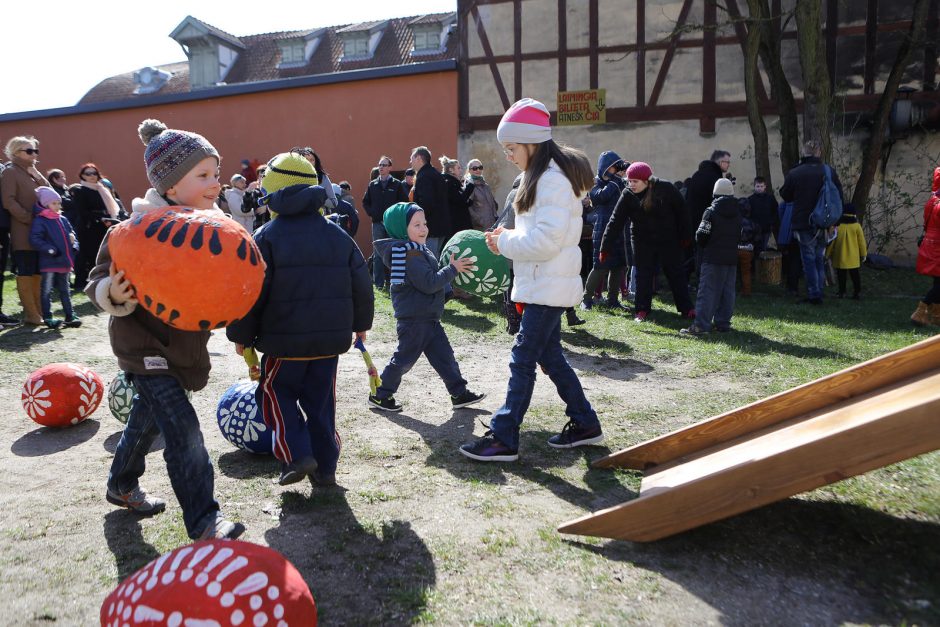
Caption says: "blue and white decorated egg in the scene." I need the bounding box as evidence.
[107,372,136,424]
[216,381,271,454]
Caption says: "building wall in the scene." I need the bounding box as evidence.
[0,70,458,255]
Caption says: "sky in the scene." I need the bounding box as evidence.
[3,0,457,115]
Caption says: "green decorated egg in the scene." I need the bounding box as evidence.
[439,230,510,297]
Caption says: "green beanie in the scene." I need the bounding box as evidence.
[262,152,319,195]
[383,202,423,240]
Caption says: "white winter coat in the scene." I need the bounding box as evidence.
[225,187,253,233]
[497,161,583,307]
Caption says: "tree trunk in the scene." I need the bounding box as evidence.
[755,0,800,176]
[795,0,833,159]
[744,1,772,187]
[851,0,931,220]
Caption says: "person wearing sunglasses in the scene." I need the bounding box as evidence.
[362,156,408,290]
[464,159,499,231]
[70,162,120,289]
[1,136,49,325]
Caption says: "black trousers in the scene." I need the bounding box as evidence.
[925,276,940,304]
[634,242,693,314]
[836,268,861,296]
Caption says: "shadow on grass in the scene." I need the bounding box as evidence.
[102,509,161,582]
[265,489,436,624]
[10,418,100,457]
[385,409,636,513]
[679,328,848,359]
[102,429,164,454]
[561,327,637,357]
[565,498,940,625]
[441,307,496,332]
[217,449,279,479]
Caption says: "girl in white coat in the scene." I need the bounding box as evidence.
[460,98,604,462]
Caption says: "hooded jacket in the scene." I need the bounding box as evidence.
[695,195,741,266]
[29,207,78,272]
[496,161,584,307]
[226,184,374,357]
[373,237,458,321]
[916,167,940,277]
[589,151,627,262]
[85,188,224,391]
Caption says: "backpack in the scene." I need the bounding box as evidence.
[809,165,843,229]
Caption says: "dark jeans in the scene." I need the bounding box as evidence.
[12,250,39,276]
[695,262,736,331]
[371,222,389,288]
[794,229,826,299]
[40,272,73,320]
[109,374,219,539]
[836,268,861,296]
[634,243,694,314]
[0,228,8,310]
[489,304,599,450]
[782,241,802,292]
[378,319,467,398]
[258,355,340,475]
[924,276,940,304]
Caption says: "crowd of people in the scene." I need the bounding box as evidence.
[1,95,938,545]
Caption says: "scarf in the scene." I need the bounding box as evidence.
[469,174,486,185]
[37,207,61,220]
[390,241,426,285]
[81,180,121,218]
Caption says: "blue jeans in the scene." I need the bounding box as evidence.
[694,262,736,331]
[489,304,599,450]
[371,222,389,288]
[109,374,219,539]
[794,229,826,299]
[40,272,73,320]
[257,355,340,475]
[378,320,467,398]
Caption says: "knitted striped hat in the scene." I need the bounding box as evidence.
[138,119,219,195]
[497,98,552,144]
[261,152,319,195]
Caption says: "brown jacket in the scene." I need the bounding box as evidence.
[469,180,498,231]
[1,158,48,251]
[84,190,216,391]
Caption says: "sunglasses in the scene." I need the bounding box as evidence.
[82,171,99,176]
[470,166,484,171]
[378,163,391,167]
[20,148,39,155]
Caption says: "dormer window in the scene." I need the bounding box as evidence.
[408,14,455,57]
[337,20,387,61]
[276,30,323,69]
[170,16,245,90]
[412,25,441,52]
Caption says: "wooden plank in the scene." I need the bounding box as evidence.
[593,334,940,470]
[470,4,512,111]
[647,0,694,108]
[925,0,938,89]
[559,374,940,541]
[636,0,645,107]
[458,1,471,127]
[589,0,599,89]
[558,0,567,91]
[513,0,522,101]
[701,0,717,134]
[864,0,878,94]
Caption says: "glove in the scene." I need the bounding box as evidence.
[598,251,608,264]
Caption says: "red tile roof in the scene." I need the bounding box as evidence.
[79,13,457,106]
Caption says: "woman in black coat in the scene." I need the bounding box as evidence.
[600,162,695,322]
[70,163,120,288]
[440,156,474,241]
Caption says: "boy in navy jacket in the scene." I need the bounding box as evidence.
[368,202,485,413]
[227,155,374,488]
[29,186,80,328]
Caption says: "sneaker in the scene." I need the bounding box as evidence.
[601,298,631,313]
[368,394,403,412]
[679,324,709,336]
[547,420,605,449]
[459,432,519,462]
[566,310,586,326]
[0,312,20,327]
[106,486,167,516]
[63,316,82,328]
[198,514,246,541]
[44,317,63,329]
[451,390,486,409]
[278,458,318,486]
[634,310,648,323]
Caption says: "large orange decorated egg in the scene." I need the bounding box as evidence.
[100,539,317,627]
[109,208,266,331]
[22,362,104,427]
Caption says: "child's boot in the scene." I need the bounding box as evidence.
[929,303,940,326]
[565,308,585,326]
[911,302,931,326]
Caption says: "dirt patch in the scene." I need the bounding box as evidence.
[0,301,934,625]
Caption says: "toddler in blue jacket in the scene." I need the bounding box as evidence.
[29,186,80,329]
[369,202,485,413]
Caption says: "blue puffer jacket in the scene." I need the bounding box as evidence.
[589,151,627,267]
[226,184,374,358]
[373,237,457,321]
[29,207,78,272]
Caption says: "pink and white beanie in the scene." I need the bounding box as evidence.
[496,98,552,144]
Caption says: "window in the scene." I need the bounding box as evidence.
[412,25,441,51]
[343,36,369,59]
[278,41,306,64]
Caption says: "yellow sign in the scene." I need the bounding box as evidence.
[557,89,606,126]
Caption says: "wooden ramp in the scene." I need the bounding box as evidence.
[558,334,940,542]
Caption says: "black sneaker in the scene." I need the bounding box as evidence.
[63,316,82,328]
[278,458,318,486]
[459,431,519,462]
[368,394,403,412]
[547,420,605,449]
[0,312,20,327]
[451,390,486,409]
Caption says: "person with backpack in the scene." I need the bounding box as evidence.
[780,140,844,305]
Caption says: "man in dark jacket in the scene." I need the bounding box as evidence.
[410,146,450,257]
[685,150,731,233]
[363,156,408,289]
[226,184,374,486]
[780,140,844,305]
